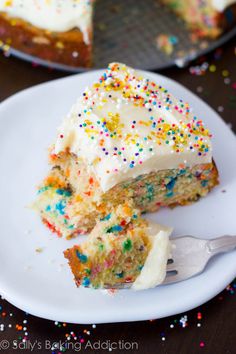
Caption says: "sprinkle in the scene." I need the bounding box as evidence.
[209,65,216,72]
[217,106,224,112]
[200,341,205,348]
[100,213,111,221]
[106,225,123,233]
[123,239,132,252]
[82,277,90,287]
[76,250,88,264]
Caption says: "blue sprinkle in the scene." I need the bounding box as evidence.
[76,250,88,263]
[166,177,176,190]
[45,205,51,212]
[56,189,72,197]
[179,169,186,175]
[106,225,123,233]
[116,271,124,278]
[55,200,66,215]
[56,189,64,195]
[100,213,111,221]
[201,180,208,187]
[82,277,90,287]
[225,8,234,23]
[166,191,174,198]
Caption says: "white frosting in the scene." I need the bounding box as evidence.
[212,0,236,11]
[0,0,93,44]
[132,223,172,290]
[55,63,213,192]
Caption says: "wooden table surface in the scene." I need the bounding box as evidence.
[0,36,235,354]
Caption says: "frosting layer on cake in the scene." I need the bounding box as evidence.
[0,0,93,44]
[54,63,213,192]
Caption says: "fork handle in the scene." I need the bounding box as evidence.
[207,235,236,255]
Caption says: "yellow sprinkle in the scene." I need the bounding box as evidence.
[209,65,216,72]
[222,70,229,77]
[10,19,17,26]
[4,0,13,6]
[55,41,64,49]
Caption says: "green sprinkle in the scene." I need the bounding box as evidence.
[99,244,105,251]
[123,239,132,252]
[38,186,50,194]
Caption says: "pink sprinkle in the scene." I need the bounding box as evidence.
[200,341,205,348]
[232,82,236,89]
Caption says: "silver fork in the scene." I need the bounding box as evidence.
[104,235,236,289]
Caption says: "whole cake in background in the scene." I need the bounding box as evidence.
[0,0,235,67]
[34,62,219,239]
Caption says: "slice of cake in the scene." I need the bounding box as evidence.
[0,0,94,68]
[64,203,172,290]
[34,62,219,239]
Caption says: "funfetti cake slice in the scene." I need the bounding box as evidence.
[64,203,172,290]
[34,62,219,239]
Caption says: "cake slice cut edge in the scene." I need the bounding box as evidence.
[64,204,173,290]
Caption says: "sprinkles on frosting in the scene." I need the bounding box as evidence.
[57,63,212,178]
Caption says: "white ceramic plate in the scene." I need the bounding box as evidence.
[0,70,235,324]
